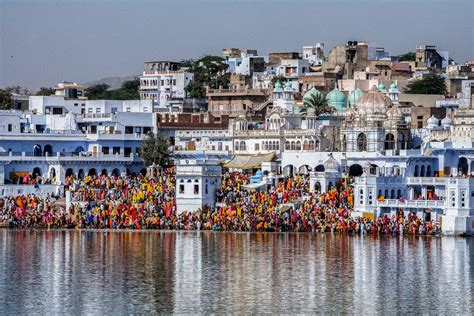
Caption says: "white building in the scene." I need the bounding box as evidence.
[139,61,193,109]
[302,43,324,66]
[175,157,222,213]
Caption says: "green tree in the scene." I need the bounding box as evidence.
[404,73,447,95]
[0,89,13,110]
[139,132,171,167]
[85,83,110,99]
[182,55,230,97]
[36,87,55,96]
[398,52,416,62]
[301,93,335,116]
[85,79,140,100]
[4,85,30,95]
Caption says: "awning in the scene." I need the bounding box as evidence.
[224,153,275,170]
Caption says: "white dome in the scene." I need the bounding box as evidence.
[354,85,392,119]
[441,116,452,127]
[324,154,341,173]
[427,115,439,128]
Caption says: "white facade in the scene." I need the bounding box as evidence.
[139,70,193,108]
[302,43,324,66]
[175,158,222,213]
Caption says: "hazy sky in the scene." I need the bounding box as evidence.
[1,0,473,90]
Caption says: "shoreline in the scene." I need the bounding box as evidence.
[0,227,458,237]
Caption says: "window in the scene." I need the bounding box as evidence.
[96,108,101,113]
[126,107,131,112]
[7,124,12,132]
[205,184,209,194]
[111,107,118,113]
[52,108,63,115]
[194,184,199,194]
[143,107,149,112]
[255,143,260,151]
[179,185,184,194]
[143,127,151,134]
[113,147,120,154]
[124,147,132,157]
[125,126,133,134]
[102,146,110,155]
[90,125,97,134]
[88,108,93,113]
[74,103,78,106]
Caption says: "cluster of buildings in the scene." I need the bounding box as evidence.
[2,40,474,234]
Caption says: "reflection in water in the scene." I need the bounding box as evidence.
[0,230,472,314]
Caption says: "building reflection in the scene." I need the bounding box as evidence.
[0,231,472,314]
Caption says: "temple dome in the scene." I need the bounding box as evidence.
[441,116,452,127]
[326,84,346,112]
[324,154,341,173]
[427,115,439,129]
[389,82,398,92]
[354,85,392,118]
[348,88,364,108]
[378,82,386,93]
[283,80,293,92]
[303,87,321,102]
[273,80,283,93]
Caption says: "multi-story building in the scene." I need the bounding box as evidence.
[139,61,193,109]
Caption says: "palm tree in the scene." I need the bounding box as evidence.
[301,93,334,116]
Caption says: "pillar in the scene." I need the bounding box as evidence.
[409,187,415,200]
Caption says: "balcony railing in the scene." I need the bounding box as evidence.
[376,199,446,209]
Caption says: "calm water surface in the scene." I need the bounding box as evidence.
[0,230,472,314]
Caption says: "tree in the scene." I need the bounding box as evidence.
[139,132,171,167]
[85,83,110,99]
[0,89,13,110]
[404,73,447,95]
[301,93,335,116]
[85,79,140,100]
[398,52,416,62]
[181,55,230,97]
[4,85,30,95]
[36,87,55,96]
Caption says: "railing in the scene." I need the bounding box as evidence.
[377,199,446,209]
[207,87,267,95]
[406,177,448,186]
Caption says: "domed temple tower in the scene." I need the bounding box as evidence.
[341,85,410,153]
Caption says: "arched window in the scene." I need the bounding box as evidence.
[357,133,367,151]
[275,141,279,150]
[420,165,425,177]
[426,165,432,177]
[296,141,301,151]
[458,157,468,176]
[33,144,42,157]
[290,141,296,150]
[285,141,290,150]
[240,141,246,151]
[309,140,315,150]
[391,189,395,199]
[43,144,53,156]
[384,133,395,150]
[414,165,419,177]
[235,141,240,151]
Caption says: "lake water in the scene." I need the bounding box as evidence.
[0,230,472,314]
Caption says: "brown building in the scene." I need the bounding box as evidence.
[206,86,269,118]
[411,107,446,129]
[323,41,369,79]
[268,52,300,64]
[298,73,338,93]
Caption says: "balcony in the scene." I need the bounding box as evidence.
[0,151,136,162]
[406,177,448,186]
[377,199,446,209]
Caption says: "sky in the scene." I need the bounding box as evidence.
[1,0,473,90]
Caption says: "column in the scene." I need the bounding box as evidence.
[409,187,415,200]
[421,186,428,199]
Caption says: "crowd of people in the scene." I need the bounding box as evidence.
[0,171,441,235]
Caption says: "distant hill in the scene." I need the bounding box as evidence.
[83,75,139,90]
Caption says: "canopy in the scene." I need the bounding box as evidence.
[224,153,274,170]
